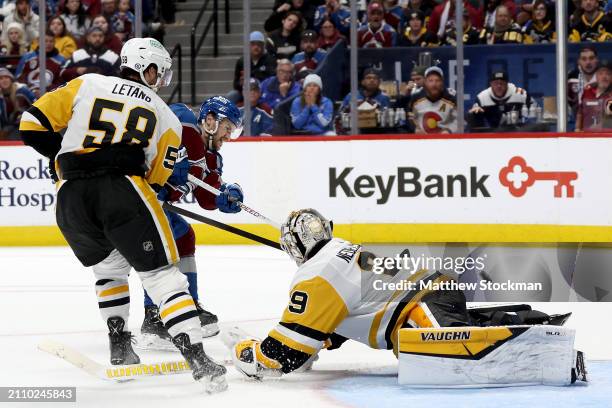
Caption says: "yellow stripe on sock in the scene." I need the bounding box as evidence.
[97,285,129,297]
[160,298,195,319]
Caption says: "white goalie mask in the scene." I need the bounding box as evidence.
[120,37,173,92]
[280,209,333,266]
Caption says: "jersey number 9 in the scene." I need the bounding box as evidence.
[83,98,157,148]
[288,291,309,314]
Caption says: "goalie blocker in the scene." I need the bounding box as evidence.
[398,325,587,387]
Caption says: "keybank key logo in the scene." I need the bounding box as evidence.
[499,156,578,198]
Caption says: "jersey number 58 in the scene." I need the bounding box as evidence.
[83,98,157,148]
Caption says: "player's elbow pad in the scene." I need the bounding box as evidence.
[20,129,62,159]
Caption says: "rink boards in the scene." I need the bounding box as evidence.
[1,133,612,245]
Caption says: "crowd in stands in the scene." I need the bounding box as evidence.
[0,0,171,139]
[1,0,611,139]
[231,0,612,136]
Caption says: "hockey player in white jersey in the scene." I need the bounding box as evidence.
[19,37,227,393]
[227,209,587,387]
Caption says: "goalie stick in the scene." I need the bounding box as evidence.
[38,339,193,382]
[187,174,281,229]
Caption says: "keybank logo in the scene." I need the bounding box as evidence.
[499,156,578,198]
[329,167,490,204]
[0,159,55,211]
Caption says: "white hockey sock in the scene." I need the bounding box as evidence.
[139,265,202,342]
[92,250,132,324]
[95,278,130,323]
[158,292,201,341]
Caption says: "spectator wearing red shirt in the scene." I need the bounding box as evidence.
[82,0,102,18]
[428,0,482,38]
[292,30,327,74]
[383,0,404,31]
[88,14,123,54]
[483,0,517,29]
[15,30,67,97]
[358,2,397,48]
[576,60,612,132]
[568,46,599,117]
[317,17,346,50]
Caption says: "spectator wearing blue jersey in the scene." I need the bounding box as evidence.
[314,0,351,36]
[260,59,302,109]
[239,78,274,136]
[290,73,335,135]
[291,30,327,74]
[340,68,391,112]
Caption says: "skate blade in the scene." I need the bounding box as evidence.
[201,375,228,394]
[133,333,176,351]
[202,323,220,339]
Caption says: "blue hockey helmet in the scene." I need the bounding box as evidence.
[198,96,243,140]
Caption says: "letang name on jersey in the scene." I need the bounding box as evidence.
[111,83,152,102]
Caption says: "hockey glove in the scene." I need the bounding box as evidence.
[232,339,283,380]
[167,148,190,186]
[215,183,243,213]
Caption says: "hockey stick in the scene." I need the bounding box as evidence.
[162,202,282,250]
[38,339,191,382]
[187,174,281,229]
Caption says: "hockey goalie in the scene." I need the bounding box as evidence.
[225,209,587,387]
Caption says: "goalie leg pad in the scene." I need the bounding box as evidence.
[398,325,580,387]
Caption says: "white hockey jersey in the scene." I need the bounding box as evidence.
[408,88,458,134]
[267,238,449,355]
[19,73,182,187]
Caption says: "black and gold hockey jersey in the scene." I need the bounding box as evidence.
[479,24,523,44]
[569,11,612,42]
[398,27,439,47]
[522,20,557,44]
[441,24,480,46]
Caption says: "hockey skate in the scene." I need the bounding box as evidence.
[195,302,220,338]
[172,333,228,394]
[134,305,176,351]
[107,317,140,365]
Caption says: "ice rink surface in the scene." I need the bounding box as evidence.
[2,245,611,408]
